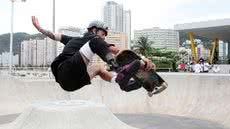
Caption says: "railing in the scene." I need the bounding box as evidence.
[0,66,50,71]
[0,66,54,79]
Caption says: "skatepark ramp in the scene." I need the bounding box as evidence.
[0,73,230,128]
[0,100,138,129]
[71,73,230,128]
[0,75,70,115]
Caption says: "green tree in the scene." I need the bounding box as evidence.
[132,36,184,71]
[132,36,153,57]
[147,48,180,71]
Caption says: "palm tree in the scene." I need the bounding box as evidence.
[132,36,153,57]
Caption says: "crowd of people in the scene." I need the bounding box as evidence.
[178,58,220,73]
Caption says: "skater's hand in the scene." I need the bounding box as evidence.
[32,16,43,32]
[143,58,156,71]
[31,16,59,40]
[109,46,120,55]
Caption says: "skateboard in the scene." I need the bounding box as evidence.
[115,50,168,96]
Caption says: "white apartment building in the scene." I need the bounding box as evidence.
[20,38,55,66]
[134,27,179,51]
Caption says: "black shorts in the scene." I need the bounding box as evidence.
[57,51,91,91]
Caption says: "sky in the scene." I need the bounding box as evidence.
[1,0,230,36]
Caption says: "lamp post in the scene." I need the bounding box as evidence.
[53,0,55,33]
[9,0,15,73]
[9,0,26,74]
[52,0,57,58]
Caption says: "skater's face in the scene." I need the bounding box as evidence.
[96,30,106,40]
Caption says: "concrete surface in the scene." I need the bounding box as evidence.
[0,100,138,129]
[70,73,230,129]
[0,73,230,129]
[116,114,228,129]
[0,113,227,129]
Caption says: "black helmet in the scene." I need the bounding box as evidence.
[87,20,109,36]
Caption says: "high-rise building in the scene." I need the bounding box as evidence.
[219,41,228,62]
[123,10,131,48]
[103,1,123,32]
[21,40,33,66]
[103,1,131,48]
[134,27,179,51]
[20,38,55,66]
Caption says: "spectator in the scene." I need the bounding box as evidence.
[198,58,211,73]
[180,62,186,72]
[193,63,202,73]
[191,59,201,73]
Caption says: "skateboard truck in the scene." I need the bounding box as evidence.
[148,82,168,97]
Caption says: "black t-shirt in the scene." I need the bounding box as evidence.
[51,32,96,81]
[51,32,115,81]
[60,32,96,55]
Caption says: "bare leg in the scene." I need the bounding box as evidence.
[88,62,143,92]
[87,61,146,82]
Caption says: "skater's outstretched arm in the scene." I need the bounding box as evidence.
[31,16,73,44]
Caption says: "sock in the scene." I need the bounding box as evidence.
[110,72,117,83]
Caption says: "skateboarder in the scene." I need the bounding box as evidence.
[32,16,155,95]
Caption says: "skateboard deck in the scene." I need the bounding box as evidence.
[116,50,168,96]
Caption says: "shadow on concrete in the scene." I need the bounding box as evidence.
[0,114,20,125]
[116,113,229,129]
[0,113,229,129]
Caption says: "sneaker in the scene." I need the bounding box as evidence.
[115,60,141,86]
